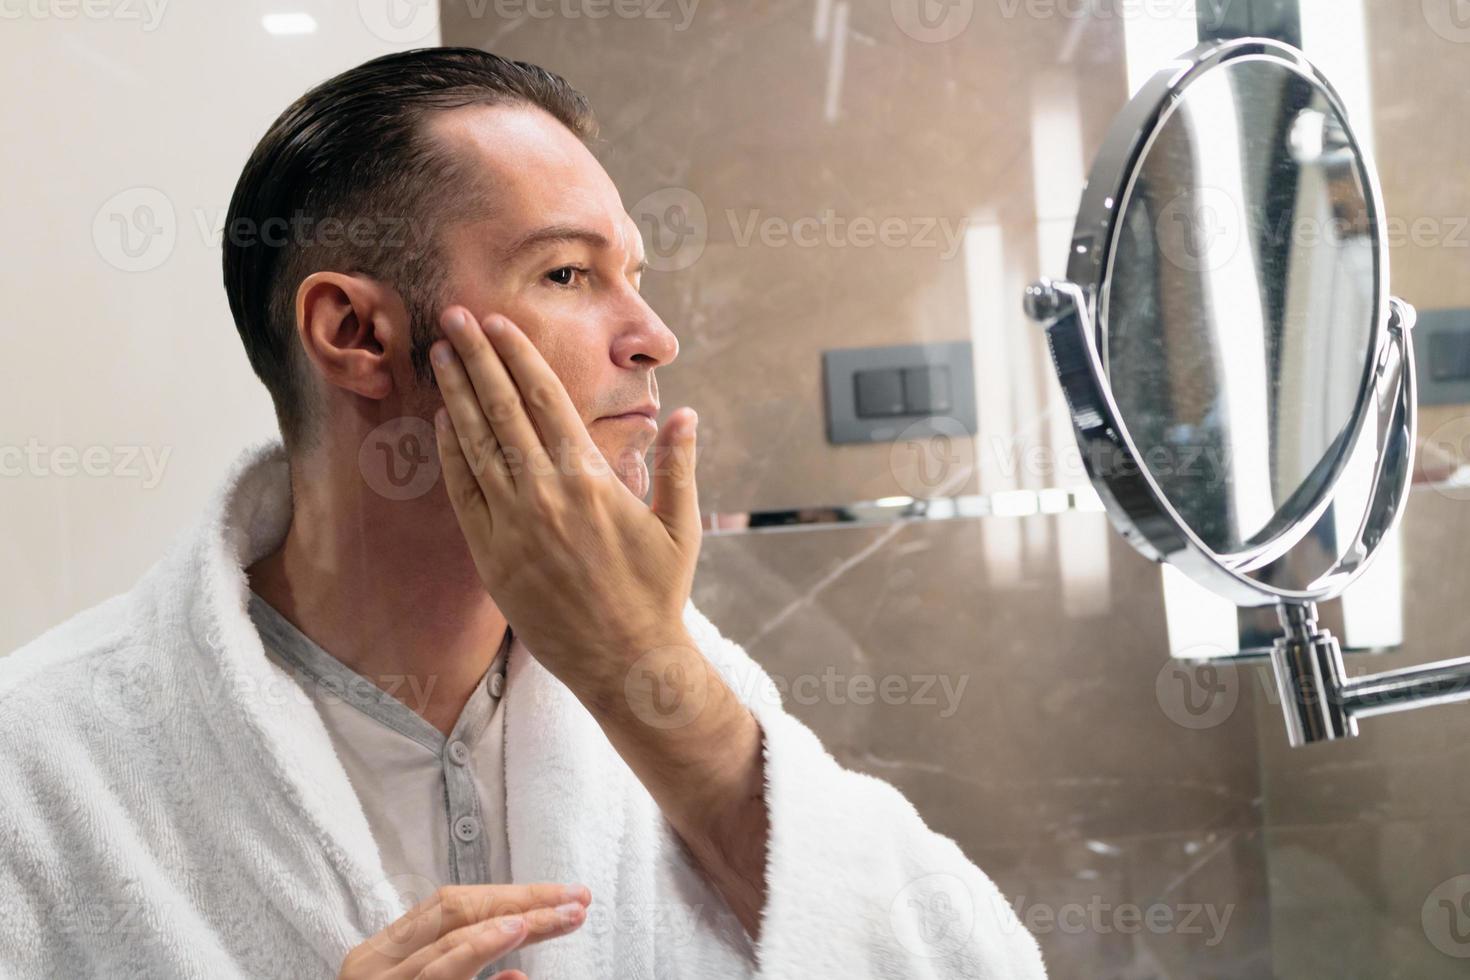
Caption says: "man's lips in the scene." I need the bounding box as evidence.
[596,405,659,432]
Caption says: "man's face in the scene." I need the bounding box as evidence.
[425,103,678,500]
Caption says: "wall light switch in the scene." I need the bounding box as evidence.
[901,365,951,414]
[854,369,906,417]
[822,341,976,445]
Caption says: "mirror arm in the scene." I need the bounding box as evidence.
[1271,601,1470,747]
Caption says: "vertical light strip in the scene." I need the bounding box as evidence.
[1183,72,1277,536]
[1161,563,1242,657]
[823,1,849,124]
[1298,0,1375,153]
[1302,0,1398,649]
[962,222,1023,581]
[813,0,831,43]
[1028,73,1086,492]
[1028,70,1112,614]
[1341,526,1403,649]
[1122,0,1199,97]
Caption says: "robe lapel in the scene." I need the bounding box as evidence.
[503,632,635,976]
[183,438,411,959]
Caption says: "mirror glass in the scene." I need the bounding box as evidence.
[1102,55,1377,557]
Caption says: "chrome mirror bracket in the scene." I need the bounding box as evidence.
[1269,602,1356,746]
[1270,598,1470,747]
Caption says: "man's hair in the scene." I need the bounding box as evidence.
[222,47,598,456]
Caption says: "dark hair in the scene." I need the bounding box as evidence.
[222,47,597,456]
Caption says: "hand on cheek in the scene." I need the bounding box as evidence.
[429,304,702,697]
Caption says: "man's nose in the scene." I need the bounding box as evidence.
[609,291,679,370]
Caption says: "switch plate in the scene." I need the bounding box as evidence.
[1413,308,1470,406]
[822,341,976,445]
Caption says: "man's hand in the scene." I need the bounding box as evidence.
[429,306,702,698]
[429,306,769,943]
[339,883,590,980]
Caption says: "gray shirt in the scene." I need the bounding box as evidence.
[247,588,514,919]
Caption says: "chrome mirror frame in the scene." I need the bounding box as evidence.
[1025,36,1409,609]
[1024,36,1470,747]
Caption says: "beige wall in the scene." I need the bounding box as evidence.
[0,4,442,653]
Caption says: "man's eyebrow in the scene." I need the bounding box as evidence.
[498,225,611,263]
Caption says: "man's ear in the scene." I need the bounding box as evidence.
[294,271,407,400]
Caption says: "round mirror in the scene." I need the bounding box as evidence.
[1031,37,1415,606]
[1104,54,1378,557]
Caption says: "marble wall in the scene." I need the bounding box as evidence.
[1257,5,1470,976]
[442,0,1470,975]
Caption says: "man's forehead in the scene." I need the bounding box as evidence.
[428,103,642,259]
[431,103,583,177]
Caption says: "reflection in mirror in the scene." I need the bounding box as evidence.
[1103,56,1376,557]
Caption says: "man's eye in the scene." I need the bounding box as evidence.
[546,266,587,287]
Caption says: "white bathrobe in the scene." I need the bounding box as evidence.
[0,437,1046,979]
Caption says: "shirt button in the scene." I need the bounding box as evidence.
[489,672,505,698]
[447,740,470,766]
[454,815,481,843]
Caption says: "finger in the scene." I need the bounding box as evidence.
[650,407,701,547]
[479,314,597,460]
[434,407,495,545]
[440,307,545,485]
[354,883,589,971]
[432,332,515,506]
[399,914,530,980]
[403,902,588,980]
[489,973,528,980]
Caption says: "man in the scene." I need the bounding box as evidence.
[0,48,1046,979]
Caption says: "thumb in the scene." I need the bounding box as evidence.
[650,407,700,545]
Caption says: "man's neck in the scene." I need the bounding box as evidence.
[246,457,508,738]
